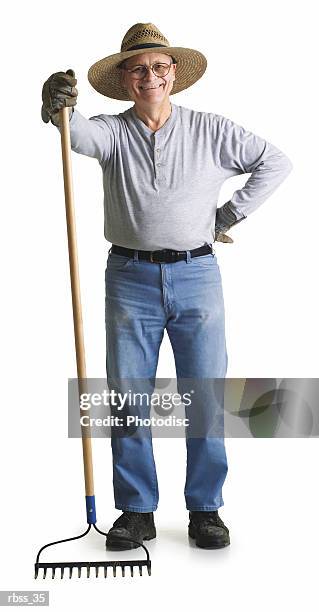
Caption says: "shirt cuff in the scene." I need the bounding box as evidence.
[215,201,246,232]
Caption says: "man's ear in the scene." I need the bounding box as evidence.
[171,64,177,82]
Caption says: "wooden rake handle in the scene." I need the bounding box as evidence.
[59,107,96,520]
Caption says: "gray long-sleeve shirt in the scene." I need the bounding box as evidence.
[60,103,292,251]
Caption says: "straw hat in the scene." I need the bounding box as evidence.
[88,22,207,100]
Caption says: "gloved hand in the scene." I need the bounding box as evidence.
[214,201,246,243]
[41,69,78,124]
[214,230,234,243]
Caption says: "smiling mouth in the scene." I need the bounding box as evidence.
[139,84,164,90]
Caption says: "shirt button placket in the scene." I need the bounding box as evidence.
[154,136,163,183]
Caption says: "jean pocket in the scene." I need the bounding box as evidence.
[107,253,133,270]
[191,254,217,266]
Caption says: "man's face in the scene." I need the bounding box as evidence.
[120,52,176,106]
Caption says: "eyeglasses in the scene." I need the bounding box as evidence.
[123,62,174,79]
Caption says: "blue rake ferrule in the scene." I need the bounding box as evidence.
[85,495,97,524]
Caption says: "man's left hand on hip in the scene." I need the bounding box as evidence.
[214,201,246,244]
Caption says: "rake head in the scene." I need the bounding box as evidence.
[35,559,151,579]
[34,523,151,579]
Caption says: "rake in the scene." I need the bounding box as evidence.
[35,105,151,579]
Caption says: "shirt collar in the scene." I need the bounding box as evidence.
[125,103,178,137]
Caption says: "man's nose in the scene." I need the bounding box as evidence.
[142,66,157,81]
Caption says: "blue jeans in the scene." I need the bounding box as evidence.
[105,248,228,512]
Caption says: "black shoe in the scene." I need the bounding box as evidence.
[188,511,230,549]
[106,511,156,550]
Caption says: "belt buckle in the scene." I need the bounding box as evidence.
[150,250,164,263]
[150,250,181,263]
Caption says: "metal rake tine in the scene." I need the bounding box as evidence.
[139,564,142,577]
[69,567,73,579]
[87,566,90,578]
[78,567,81,578]
[113,565,117,577]
[43,568,47,579]
[104,566,107,578]
[95,566,99,578]
[130,565,134,577]
[52,568,56,579]
[121,566,125,577]
[61,568,64,579]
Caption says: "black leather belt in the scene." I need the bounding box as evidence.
[110,243,214,264]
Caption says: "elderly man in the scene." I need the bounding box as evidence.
[41,23,292,551]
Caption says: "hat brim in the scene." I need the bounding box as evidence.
[88,46,207,100]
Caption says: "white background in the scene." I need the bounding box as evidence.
[1,1,318,610]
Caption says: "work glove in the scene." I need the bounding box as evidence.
[214,201,246,243]
[41,69,78,124]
